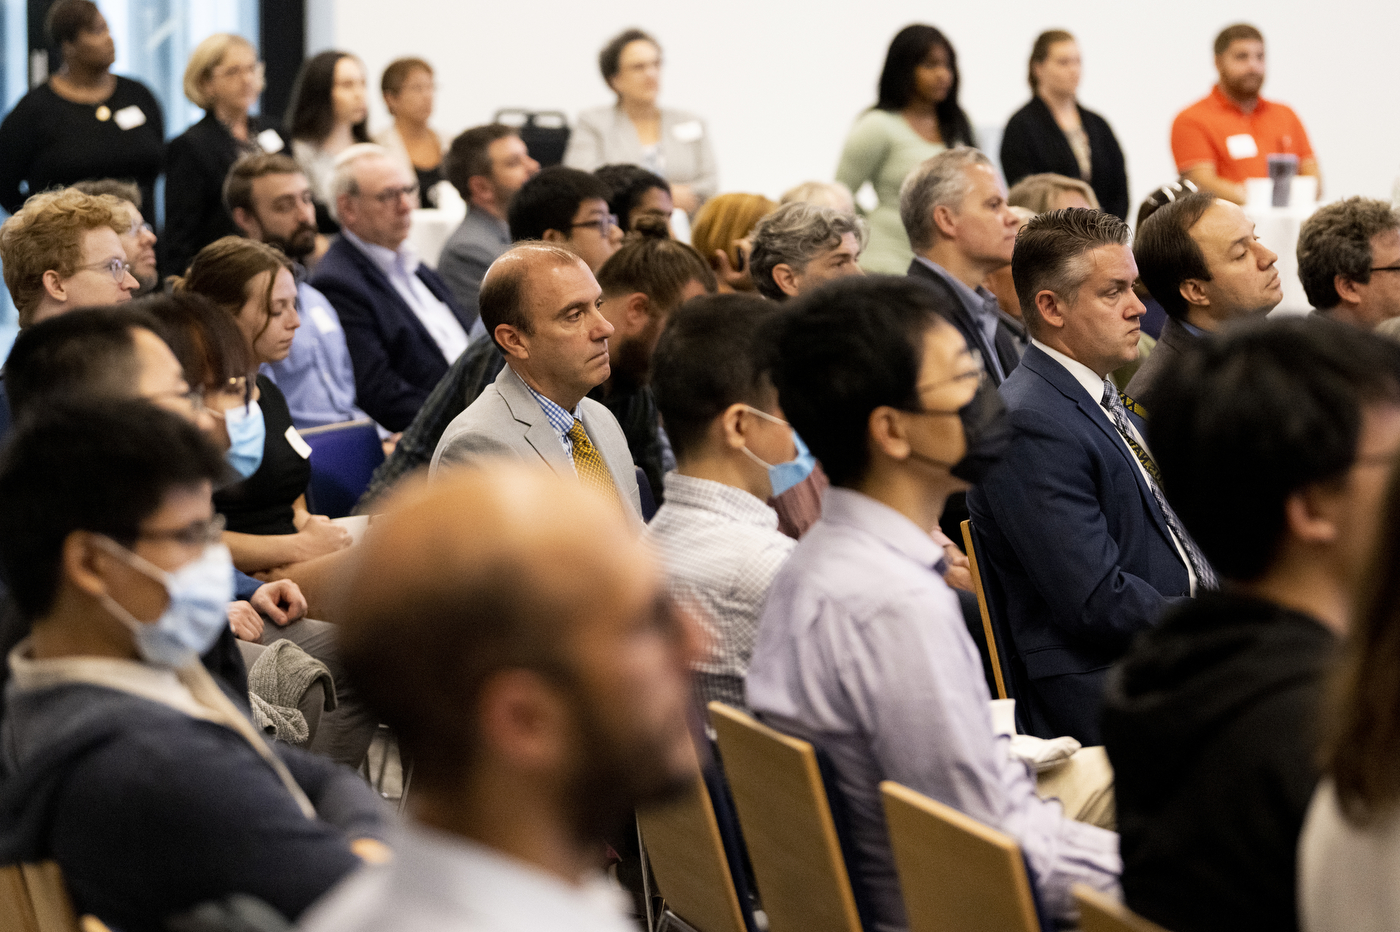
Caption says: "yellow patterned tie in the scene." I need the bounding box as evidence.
[567,419,619,503]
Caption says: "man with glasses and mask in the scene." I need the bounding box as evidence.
[747,276,1119,932]
[311,144,474,432]
[226,152,370,429]
[968,209,1207,747]
[0,399,388,932]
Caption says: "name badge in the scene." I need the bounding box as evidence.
[285,425,312,460]
[308,303,338,335]
[113,105,146,130]
[1225,133,1258,160]
[257,128,285,153]
[672,120,704,143]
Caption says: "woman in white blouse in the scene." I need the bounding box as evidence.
[564,28,716,214]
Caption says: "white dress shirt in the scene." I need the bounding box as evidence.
[341,229,469,364]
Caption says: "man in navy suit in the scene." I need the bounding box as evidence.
[311,144,474,432]
[968,208,1211,744]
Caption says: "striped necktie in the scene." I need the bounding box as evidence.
[567,418,619,503]
[1100,379,1217,591]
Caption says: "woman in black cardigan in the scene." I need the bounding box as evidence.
[165,33,286,275]
[1000,31,1129,220]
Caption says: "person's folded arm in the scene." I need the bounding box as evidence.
[222,516,351,574]
[276,743,389,842]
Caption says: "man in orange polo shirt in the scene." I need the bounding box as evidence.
[1171,24,1319,205]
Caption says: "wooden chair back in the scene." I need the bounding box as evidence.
[1074,884,1173,932]
[961,519,1008,700]
[880,780,1041,932]
[0,862,82,932]
[707,702,864,932]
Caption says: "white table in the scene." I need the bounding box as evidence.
[1245,177,1319,317]
[407,198,467,268]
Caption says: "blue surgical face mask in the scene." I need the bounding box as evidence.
[96,537,236,667]
[739,406,818,498]
[217,400,265,480]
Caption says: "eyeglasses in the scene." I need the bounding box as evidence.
[571,214,620,236]
[127,219,154,237]
[915,349,989,393]
[137,513,227,548]
[1370,266,1400,273]
[77,257,134,283]
[213,61,265,81]
[360,182,419,205]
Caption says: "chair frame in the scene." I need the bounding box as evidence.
[1073,884,1173,932]
[0,861,82,932]
[961,519,1008,700]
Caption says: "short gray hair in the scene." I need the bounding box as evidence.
[749,202,868,301]
[328,143,394,220]
[899,147,993,252]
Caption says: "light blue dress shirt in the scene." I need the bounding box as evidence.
[261,278,369,430]
[914,256,1008,381]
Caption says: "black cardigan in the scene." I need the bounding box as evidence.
[1000,96,1129,221]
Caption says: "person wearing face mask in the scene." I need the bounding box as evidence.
[747,275,1119,932]
[0,399,388,932]
[645,296,801,708]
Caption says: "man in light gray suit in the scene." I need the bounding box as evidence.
[431,243,643,519]
[437,125,540,324]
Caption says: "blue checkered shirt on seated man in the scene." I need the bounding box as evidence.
[645,473,795,709]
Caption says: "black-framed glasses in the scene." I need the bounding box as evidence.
[78,257,134,283]
[571,214,619,236]
[137,513,227,548]
[1371,266,1400,273]
[362,182,419,205]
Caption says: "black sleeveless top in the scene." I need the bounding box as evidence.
[214,376,312,536]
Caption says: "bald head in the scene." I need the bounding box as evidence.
[479,242,585,344]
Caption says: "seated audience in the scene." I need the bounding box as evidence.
[1008,172,1099,214]
[437,124,540,318]
[0,187,139,329]
[1302,434,1400,932]
[780,179,855,214]
[1131,181,1200,342]
[300,465,699,932]
[1000,30,1129,220]
[968,209,1205,744]
[902,148,1024,388]
[373,57,447,206]
[360,230,714,510]
[1106,316,1400,932]
[311,144,473,432]
[0,399,387,931]
[689,192,777,292]
[430,244,643,518]
[286,50,369,233]
[749,201,866,301]
[508,165,624,272]
[595,162,674,234]
[1298,197,1400,330]
[564,28,716,214]
[72,180,159,295]
[226,152,369,428]
[1128,191,1282,411]
[1171,24,1318,205]
[748,276,1117,931]
[166,33,283,276]
[647,295,796,707]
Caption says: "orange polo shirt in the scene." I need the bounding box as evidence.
[1171,84,1313,182]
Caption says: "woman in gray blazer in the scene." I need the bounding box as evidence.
[564,28,717,214]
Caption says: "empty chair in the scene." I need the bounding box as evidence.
[880,780,1043,932]
[1074,885,1173,932]
[707,702,865,932]
[300,419,385,518]
[493,110,571,168]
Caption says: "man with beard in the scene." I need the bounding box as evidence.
[73,180,160,295]
[1171,24,1319,205]
[300,465,702,932]
[225,152,370,429]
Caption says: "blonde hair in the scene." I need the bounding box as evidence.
[0,188,128,327]
[184,33,258,110]
[1008,173,1100,215]
[690,193,777,270]
[780,180,855,214]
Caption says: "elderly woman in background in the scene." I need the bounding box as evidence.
[287,50,370,232]
[565,28,716,214]
[689,192,776,293]
[1000,30,1129,220]
[836,24,976,274]
[374,58,448,207]
[165,33,284,275]
[0,0,164,217]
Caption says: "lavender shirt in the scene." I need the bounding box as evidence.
[746,488,1120,930]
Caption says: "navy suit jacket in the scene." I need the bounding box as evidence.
[906,258,1024,387]
[311,236,473,432]
[966,345,1190,743]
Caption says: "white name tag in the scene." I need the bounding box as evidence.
[308,303,338,335]
[257,128,285,153]
[1225,133,1258,160]
[672,120,704,143]
[285,425,312,459]
[113,105,146,130]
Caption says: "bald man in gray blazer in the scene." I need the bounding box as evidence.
[430,243,642,521]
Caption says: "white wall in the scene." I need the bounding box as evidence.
[313,0,1400,211]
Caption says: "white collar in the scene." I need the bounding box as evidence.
[342,228,419,277]
[1031,339,1110,406]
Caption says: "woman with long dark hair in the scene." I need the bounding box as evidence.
[286,50,369,233]
[836,24,975,274]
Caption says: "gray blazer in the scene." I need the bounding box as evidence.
[1125,317,1203,414]
[436,208,511,325]
[563,105,718,201]
[431,364,643,518]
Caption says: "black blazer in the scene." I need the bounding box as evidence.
[1124,317,1202,415]
[1000,97,1129,221]
[906,259,1024,386]
[165,113,282,275]
[310,236,474,432]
